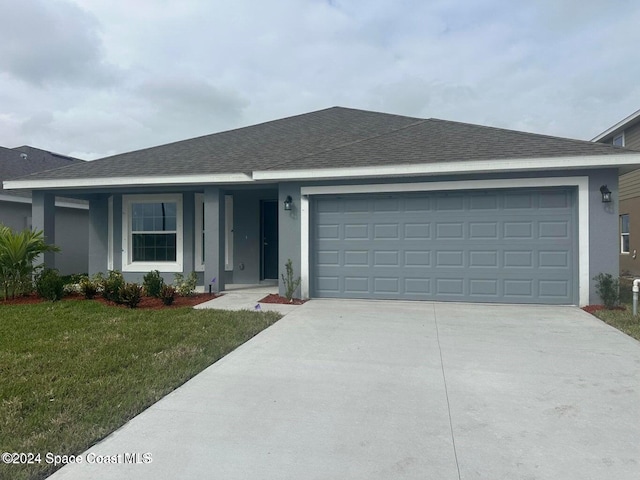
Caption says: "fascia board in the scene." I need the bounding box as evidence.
[3,173,254,191]
[253,154,640,181]
[592,108,640,142]
[0,193,88,210]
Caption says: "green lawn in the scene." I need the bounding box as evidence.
[0,300,280,480]
[589,277,640,342]
[591,305,640,342]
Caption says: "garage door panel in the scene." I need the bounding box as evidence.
[373,224,399,239]
[404,250,431,266]
[470,279,499,296]
[312,188,576,304]
[404,223,431,239]
[344,224,368,239]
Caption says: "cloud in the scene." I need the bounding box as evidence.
[1,0,640,158]
[0,0,115,86]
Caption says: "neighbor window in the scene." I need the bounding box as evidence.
[613,133,625,147]
[621,214,630,254]
[122,194,183,272]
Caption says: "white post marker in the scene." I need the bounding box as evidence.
[633,279,640,316]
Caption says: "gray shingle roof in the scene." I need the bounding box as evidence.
[0,146,82,196]
[10,107,636,183]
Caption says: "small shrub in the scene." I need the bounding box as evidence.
[159,284,176,306]
[35,268,65,301]
[174,271,198,297]
[594,273,619,309]
[120,282,143,308]
[281,258,301,301]
[101,270,125,304]
[143,270,165,298]
[79,276,99,299]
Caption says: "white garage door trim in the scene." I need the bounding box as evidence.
[300,176,589,305]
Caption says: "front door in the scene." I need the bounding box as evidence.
[261,200,279,280]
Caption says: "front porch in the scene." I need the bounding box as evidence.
[31,184,303,299]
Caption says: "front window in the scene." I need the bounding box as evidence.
[122,194,183,272]
[132,202,177,261]
[621,214,630,254]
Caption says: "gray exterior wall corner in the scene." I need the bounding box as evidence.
[278,183,302,298]
[588,170,619,303]
[88,194,110,276]
[31,191,56,268]
[204,187,226,293]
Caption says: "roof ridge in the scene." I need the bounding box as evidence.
[260,117,430,171]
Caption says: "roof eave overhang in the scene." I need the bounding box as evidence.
[252,154,640,181]
[3,173,254,191]
[5,154,640,190]
[592,108,640,142]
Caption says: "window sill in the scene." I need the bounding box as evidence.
[122,261,183,273]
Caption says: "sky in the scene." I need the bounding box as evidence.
[0,0,639,160]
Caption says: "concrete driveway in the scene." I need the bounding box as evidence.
[49,301,640,480]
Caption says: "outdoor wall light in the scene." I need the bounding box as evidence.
[284,195,293,211]
[599,185,612,203]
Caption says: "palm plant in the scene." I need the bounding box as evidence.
[0,225,60,299]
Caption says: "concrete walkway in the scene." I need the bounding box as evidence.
[194,284,301,315]
[48,301,640,479]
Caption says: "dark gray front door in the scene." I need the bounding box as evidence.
[311,188,577,304]
[261,200,279,280]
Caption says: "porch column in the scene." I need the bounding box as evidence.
[88,194,109,275]
[32,191,56,269]
[182,192,195,276]
[204,187,225,293]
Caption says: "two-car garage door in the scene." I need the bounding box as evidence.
[311,188,577,304]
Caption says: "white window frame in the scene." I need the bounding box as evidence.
[122,194,183,272]
[621,214,630,254]
[613,133,625,147]
[194,194,233,272]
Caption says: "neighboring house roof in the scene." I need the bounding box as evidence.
[591,108,640,143]
[5,107,640,190]
[0,145,84,202]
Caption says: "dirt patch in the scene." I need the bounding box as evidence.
[0,293,218,309]
[258,293,308,305]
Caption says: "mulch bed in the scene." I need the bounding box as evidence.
[581,304,626,314]
[258,293,308,305]
[0,293,218,309]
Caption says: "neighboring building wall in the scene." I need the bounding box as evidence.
[623,123,640,150]
[0,199,31,231]
[1,199,88,275]
[55,207,89,275]
[618,170,640,275]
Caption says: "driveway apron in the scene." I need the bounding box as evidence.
[48,301,640,480]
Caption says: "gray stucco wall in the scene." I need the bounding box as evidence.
[588,169,619,301]
[55,206,89,275]
[232,188,278,284]
[278,183,302,298]
[3,197,89,275]
[0,200,32,231]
